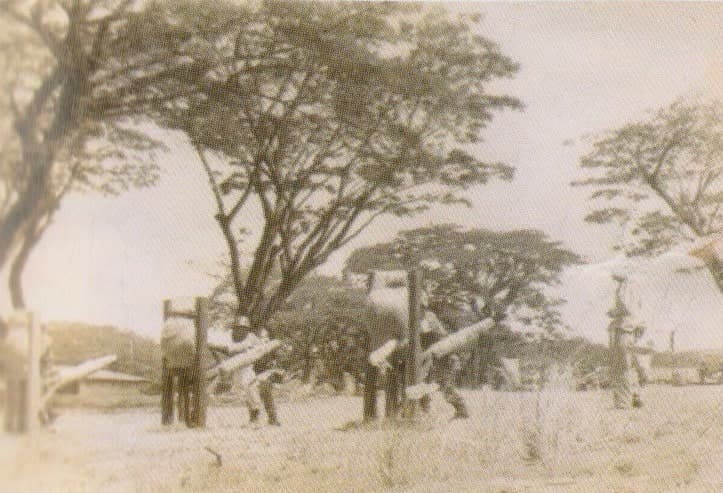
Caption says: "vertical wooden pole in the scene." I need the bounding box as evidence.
[25,313,41,432]
[161,300,174,425]
[17,381,27,432]
[177,369,188,424]
[404,269,421,417]
[4,379,18,432]
[192,297,209,428]
[362,361,378,421]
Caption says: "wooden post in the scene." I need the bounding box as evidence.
[191,297,209,427]
[25,313,41,432]
[362,361,378,421]
[161,300,174,425]
[404,269,421,417]
[4,379,19,432]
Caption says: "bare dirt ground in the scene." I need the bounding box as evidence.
[0,385,720,492]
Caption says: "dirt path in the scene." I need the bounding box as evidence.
[1,386,720,492]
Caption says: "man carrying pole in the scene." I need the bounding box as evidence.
[419,312,469,420]
[226,317,282,426]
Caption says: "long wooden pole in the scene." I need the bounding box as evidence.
[192,297,209,427]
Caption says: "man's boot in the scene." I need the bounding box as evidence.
[260,381,280,426]
[444,384,469,419]
[249,408,260,423]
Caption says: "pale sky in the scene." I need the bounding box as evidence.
[2,2,721,350]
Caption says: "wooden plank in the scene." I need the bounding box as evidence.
[41,355,117,408]
[192,297,209,428]
[164,311,196,320]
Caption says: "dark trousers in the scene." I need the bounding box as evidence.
[258,379,278,424]
[363,358,406,421]
[363,362,379,421]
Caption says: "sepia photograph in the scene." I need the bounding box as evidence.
[0,1,720,491]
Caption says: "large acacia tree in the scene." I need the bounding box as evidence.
[573,99,722,291]
[346,225,581,333]
[0,0,219,307]
[156,1,522,331]
[345,225,581,383]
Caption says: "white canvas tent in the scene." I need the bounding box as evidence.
[555,235,722,351]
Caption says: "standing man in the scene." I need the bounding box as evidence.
[607,276,646,409]
[610,323,646,409]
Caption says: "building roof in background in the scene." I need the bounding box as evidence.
[55,366,151,383]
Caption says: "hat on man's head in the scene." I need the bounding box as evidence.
[232,315,251,343]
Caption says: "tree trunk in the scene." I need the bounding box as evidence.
[9,227,40,309]
[7,199,56,309]
[9,251,28,309]
[0,171,49,270]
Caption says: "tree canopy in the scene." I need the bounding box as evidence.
[147,1,522,331]
[345,225,581,336]
[0,0,196,307]
[574,98,722,290]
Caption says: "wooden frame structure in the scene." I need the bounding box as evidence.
[363,269,494,421]
[161,297,209,427]
[3,311,116,434]
[3,312,41,433]
[363,269,423,420]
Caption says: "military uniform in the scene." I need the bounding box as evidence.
[610,328,645,409]
[230,320,281,426]
[420,323,469,419]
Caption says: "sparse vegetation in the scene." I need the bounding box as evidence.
[3,386,718,492]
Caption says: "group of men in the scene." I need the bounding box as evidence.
[215,300,650,427]
[361,307,470,422]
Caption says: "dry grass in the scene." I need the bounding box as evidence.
[0,385,720,492]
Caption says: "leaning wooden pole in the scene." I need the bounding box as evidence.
[192,297,209,427]
[404,269,422,417]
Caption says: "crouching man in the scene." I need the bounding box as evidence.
[230,318,282,426]
[419,312,469,419]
